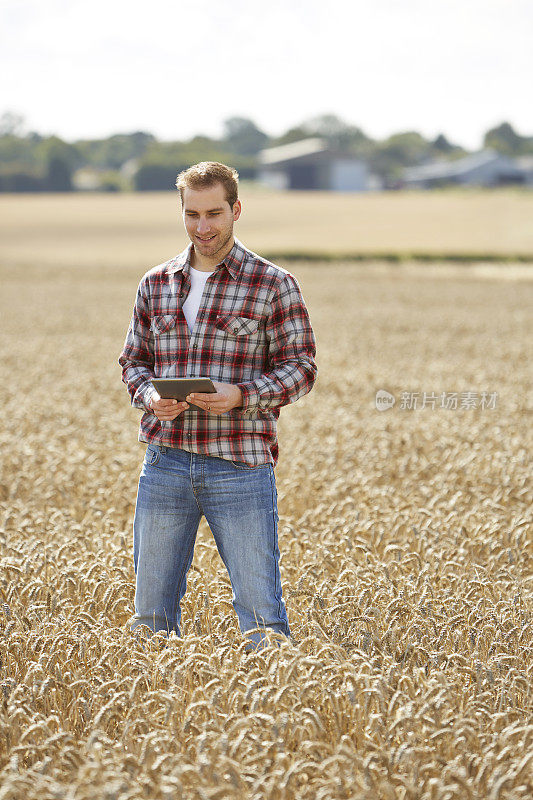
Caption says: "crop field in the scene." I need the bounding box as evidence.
[0,193,532,799]
[1,188,533,271]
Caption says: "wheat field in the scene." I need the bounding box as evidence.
[1,188,533,271]
[0,194,532,799]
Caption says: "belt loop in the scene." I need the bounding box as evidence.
[159,445,167,454]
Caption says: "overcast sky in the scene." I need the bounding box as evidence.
[2,0,531,149]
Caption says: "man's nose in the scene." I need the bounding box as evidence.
[196,216,210,233]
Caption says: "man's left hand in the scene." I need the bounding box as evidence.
[186,381,243,414]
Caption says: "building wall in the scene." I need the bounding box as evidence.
[257,169,289,190]
[287,163,320,189]
[329,159,368,191]
[455,160,509,187]
[258,157,370,191]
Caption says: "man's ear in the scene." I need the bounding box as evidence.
[233,199,242,222]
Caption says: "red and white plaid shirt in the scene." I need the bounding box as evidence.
[119,238,317,466]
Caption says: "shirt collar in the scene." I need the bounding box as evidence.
[167,237,246,280]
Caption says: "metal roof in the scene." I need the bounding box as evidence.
[403,148,517,181]
[259,138,331,166]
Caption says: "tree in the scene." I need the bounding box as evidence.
[39,136,82,170]
[483,122,533,156]
[39,136,81,191]
[270,126,310,147]
[271,114,372,153]
[302,114,371,152]
[432,134,455,154]
[369,131,434,183]
[0,111,26,137]
[75,131,156,169]
[46,157,72,191]
[134,163,182,191]
[0,134,39,168]
[429,134,466,161]
[222,117,269,155]
[0,168,44,192]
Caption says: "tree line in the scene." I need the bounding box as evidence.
[0,112,531,192]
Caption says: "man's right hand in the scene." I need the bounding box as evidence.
[149,396,189,420]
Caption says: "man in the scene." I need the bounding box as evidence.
[119,161,317,650]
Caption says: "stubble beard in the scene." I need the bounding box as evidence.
[194,226,234,263]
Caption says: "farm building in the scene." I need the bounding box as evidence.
[257,138,373,191]
[513,155,533,186]
[402,149,524,189]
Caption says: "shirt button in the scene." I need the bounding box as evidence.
[233,327,238,333]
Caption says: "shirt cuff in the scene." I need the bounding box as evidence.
[134,382,157,414]
[236,382,263,413]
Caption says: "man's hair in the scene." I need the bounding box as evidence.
[176,162,239,207]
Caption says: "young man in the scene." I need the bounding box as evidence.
[119,161,317,650]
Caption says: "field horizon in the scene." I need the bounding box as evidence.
[1,188,533,273]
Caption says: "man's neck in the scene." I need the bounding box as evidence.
[191,237,235,272]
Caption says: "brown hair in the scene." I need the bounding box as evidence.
[176,162,239,207]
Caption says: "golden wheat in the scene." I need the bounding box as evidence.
[0,248,531,799]
[1,189,533,273]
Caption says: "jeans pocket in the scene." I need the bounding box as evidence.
[145,445,160,466]
[230,460,269,470]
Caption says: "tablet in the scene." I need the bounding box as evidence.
[150,377,216,408]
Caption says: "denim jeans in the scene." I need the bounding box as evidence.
[130,444,291,649]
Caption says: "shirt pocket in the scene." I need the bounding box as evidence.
[151,314,177,334]
[215,315,260,337]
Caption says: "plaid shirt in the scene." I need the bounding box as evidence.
[118,238,317,466]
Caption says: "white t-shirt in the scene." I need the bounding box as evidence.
[182,267,215,332]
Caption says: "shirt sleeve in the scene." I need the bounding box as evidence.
[118,278,157,413]
[236,272,317,414]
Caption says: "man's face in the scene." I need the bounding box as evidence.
[182,182,241,261]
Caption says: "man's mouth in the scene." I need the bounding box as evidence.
[196,234,216,242]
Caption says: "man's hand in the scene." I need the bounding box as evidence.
[187,381,242,414]
[149,395,189,420]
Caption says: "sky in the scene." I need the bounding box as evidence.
[1,0,532,149]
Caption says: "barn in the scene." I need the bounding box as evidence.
[514,156,533,186]
[402,149,523,189]
[257,138,372,191]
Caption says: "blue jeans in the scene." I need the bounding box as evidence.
[131,444,291,649]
